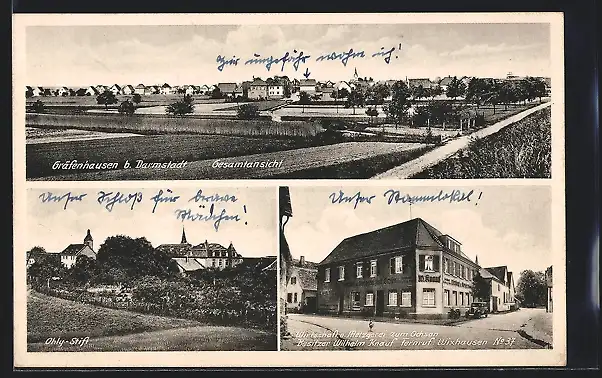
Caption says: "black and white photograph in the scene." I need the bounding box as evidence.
[23,19,554,181]
[279,185,556,351]
[22,186,277,352]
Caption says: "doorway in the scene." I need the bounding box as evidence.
[338,295,344,315]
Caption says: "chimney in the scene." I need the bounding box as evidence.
[300,256,305,265]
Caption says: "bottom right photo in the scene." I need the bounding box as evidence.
[279,185,557,351]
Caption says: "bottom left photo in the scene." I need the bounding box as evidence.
[20,186,277,352]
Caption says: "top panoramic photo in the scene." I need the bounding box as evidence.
[21,17,559,181]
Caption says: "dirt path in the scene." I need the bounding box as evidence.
[372,101,552,179]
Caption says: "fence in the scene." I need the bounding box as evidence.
[36,286,276,332]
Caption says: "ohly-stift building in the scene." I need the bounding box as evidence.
[317,218,480,319]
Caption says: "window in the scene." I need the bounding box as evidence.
[287,293,293,303]
[451,261,456,276]
[388,291,398,306]
[424,255,434,271]
[324,268,330,283]
[212,259,216,267]
[467,269,472,281]
[444,289,450,307]
[351,292,361,309]
[338,266,345,281]
[370,260,377,277]
[467,294,471,305]
[455,262,460,276]
[356,263,363,278]
[460,265,465,279]
[294,293,298,303]
[219,259,224,267]
[422,289,435,307]
[460,292,464,306]
[444,258,449,274]
[453,291,458,306]
[498,283,500,291]
[365,293,374,306]
[395,256,403,273]
[401,292,412,307]
[290,277,297,285]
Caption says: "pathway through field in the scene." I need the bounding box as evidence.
[372,101,552,179]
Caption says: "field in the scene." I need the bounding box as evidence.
[27,134,320,179]
[35,142,431,180]
[27,290,276,351]
[412,107,551,179]
[214,99,288,112]
[26,113,323,137]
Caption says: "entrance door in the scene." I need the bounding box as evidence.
[305,297,317,314]
[338,295,344,314]
[492,296,498,312]
[376,290,385,316]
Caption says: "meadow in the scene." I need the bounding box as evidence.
[412,107,551,179]
[27,290,276,351]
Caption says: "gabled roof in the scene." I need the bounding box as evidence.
[161,83,171,88]
[299,79,317,86]
[237,257,276,271]
[262,259,277,271]
[217,83,238,93]
[297,268,317,291]
[173,257,204,272]
[61,244,88,256]
[485,266,508,283]
[439,76,454,86]
[135,84,146,89]
[408,78,433,87]
[320,218,445,265]
[250,79,268,86]
[292,258,319,269]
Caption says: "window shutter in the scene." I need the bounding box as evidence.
[419,255,425,272]
[389,257,395,275]
[433,255,440,272]
[364,261,370,278]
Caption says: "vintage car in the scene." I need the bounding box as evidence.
[466,301,490,318]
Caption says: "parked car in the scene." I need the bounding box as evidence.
[466,301,490,319]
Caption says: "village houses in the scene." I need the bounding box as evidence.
[286,256,318,313]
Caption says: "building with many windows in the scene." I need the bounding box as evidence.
[286,256,318,313]
[316,218,481,318]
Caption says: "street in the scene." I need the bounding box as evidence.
[282,308,550,351]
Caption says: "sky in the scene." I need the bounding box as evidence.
[25,23,551,86]
[26,187,276,258]
[284,185,553,276]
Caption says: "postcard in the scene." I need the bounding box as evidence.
[13,12,566,368]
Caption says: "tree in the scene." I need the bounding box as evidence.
[412,85,428,101]
[211,87,223,99]
[27,256,67,288]
[283,85,291,98]
[132,93,142,105]
[237,103,260,119]
[166,95,195,116]
[384,80,411,126]
[445,76,467,100]
[465,78,488,108]
[365,106,379,125]
[472,271,491,301]
[118,99,135,116]
[516,270,547,307]
[65,255,98,285]
[345,88,365,115]
[96,90,118,109]
[299,91,311,114]
[366,84,389,105]
[430,85,443,99]
[95,235,179,283]
[28,99,45,113]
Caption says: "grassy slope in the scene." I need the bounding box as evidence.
[27,291,276,351]
[412,107,551,179]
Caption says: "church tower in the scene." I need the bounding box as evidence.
[181,226,188,244]
[84,229,93,250]
[353,67,359,81]
[475,255,479,266]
